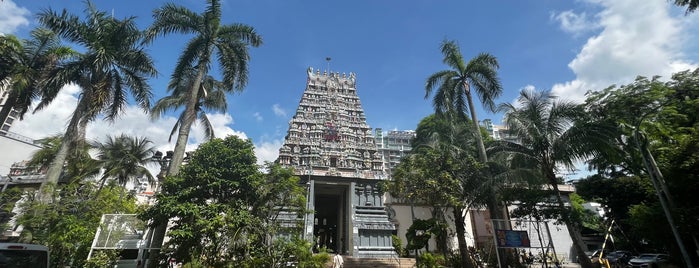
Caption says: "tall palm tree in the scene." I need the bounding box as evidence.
[145,0,262,177]
[37,1,157,188]
[424,39,509,265]
[0,29,74,129]
[490,89,613,268]
[144,1,261,263]
[94,134,156,200]
[425,39,502,163]
[150,66,228,143]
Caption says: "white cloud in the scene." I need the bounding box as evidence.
[551,10,599,36]
[12,84,253,162]
[254,139,283,166]
[253,112,263,122]
[551,0,698,103]
[272,104,287,117]
[0,0,30,34]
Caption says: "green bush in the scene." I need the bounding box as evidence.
[392,234,407,257]
[417,252,445,268]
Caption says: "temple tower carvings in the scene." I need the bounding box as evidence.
[277,67,396,258]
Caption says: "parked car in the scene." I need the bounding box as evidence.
[627,253,669,268]
[603,250,632,266]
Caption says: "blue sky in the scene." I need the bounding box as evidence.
[2,0,698,168]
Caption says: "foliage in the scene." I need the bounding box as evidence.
[141,135,308,267]
[37,0,157,186]
[674,0,699,13]
[580,69,699,259]
[151,66,229,142]
[16,182,138,268]
[489,88,616,267]
[392,234,407,257]
[417,252,446,268]
[93,134,156,199]
[0,28,74,124]
[84,249,119,268]
[0,188,23,230]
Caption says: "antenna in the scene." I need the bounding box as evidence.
[326,57,331,73]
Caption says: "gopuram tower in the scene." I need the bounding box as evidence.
[277,67,396,258]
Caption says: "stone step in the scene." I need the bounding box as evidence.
[340,257,416,268]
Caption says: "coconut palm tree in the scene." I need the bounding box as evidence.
[94,134,156,201]
[490,89,614,268]
[424,39,509,265]
[425,39,502,163]
[150,66,228,143]
[37,1,157,188]
[145,0,262,177]
[0,28,74,129]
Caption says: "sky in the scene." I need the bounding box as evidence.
[2,0,698,175]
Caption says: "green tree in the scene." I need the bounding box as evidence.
[143,1,262,260]
[0,28,74,129]
[388,115,489,268]
[582,70,699,265]
[37,1,156,188]
[93,134,156,200]
[425,39,502,164]
[17,182,138,267]
[150,66,228,142]
[490,89,614,268]
[424,39,508,265]
[144,0,262,177]
[141,136,309,267]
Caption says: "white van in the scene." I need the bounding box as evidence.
[0,243,50,268]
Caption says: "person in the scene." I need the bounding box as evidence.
[332,253,344,268]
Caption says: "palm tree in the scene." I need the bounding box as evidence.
[144,1,261,262]
[151,66,228,143]
[0,29,74,129]
[94,134,156,201]
[145,0,262,177]
[37,1,157,188]
[425,39,502,163]
[490,89,613,268]
[424,39,509,265]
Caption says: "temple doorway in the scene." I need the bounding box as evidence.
[313,183,347,254]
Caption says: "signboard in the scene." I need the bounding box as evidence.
[495,229,531,248]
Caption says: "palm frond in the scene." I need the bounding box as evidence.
[198,112,215,141]
[145,3,201,43]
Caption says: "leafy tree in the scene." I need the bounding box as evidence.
[387,115,489,268]
[424,39,509,266]
[37,1,156,188]
[143,1,262,260]
[93,134,156,200]
[16,182,138,267]
[151,66,228,142]
[141,136,310,267]
[489,89,614,268]
[0,28,74,127]
[144,0,262,177]
[581,70,699,265]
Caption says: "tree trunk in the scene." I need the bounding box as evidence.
[454,206,475,268]
[42,93,89,192]
[465,82,510,266]
[549,178,593,268]
[148,59,208,268]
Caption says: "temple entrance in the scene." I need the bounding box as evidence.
[313,183,347,254]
